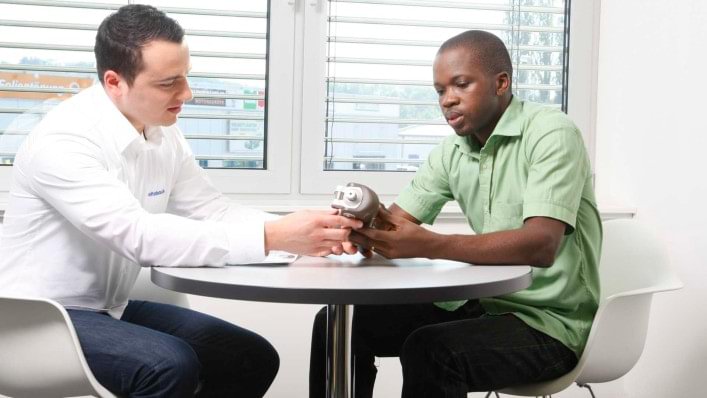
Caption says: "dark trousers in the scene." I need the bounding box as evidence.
[309,301,577,398]
[68,300,279,398]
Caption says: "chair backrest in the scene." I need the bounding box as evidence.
[575,218,682,384]
[0,296,115,398]
[499,218,683,396]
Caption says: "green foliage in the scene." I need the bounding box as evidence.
[503,0,565,104]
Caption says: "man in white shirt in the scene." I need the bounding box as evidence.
[0,5,361,398]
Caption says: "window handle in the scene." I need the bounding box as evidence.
[309,0,320,6]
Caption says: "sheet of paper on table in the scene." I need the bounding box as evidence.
[226,251,299,266]
[291,253,473,269]
[291,252,398,267]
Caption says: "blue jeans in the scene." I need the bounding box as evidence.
[68,300,279,398]
[309,301,577,398]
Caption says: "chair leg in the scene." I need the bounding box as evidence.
[577,383,596,398]
[482,393,556,398]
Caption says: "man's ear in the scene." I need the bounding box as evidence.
[103,70,125,98]
[495,71,511,96]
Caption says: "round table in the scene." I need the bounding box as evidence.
[152,254,532,398]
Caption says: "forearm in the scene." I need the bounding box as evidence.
[430,225,560,267]
[370,205,564,265]
[167,151,278,223]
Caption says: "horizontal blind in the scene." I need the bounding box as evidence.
[0,0,269,169]
[324,0,568,172]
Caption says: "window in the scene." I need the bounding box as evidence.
[0,0,269,168]
[300,0,597,194]
[0,0,295,194]
[0,0,598,202]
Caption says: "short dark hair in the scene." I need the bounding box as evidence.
[438,30,513,80]
[94,4,184,85]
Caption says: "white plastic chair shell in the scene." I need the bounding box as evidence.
[498,218,683,397]
[1,223,190,397]
[0,296,117,398]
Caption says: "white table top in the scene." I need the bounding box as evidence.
[151,254,532,305]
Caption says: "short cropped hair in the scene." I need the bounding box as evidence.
[94,4,184,85]
[438,30,513,79]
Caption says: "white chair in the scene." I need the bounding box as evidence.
[490,219,683,398]
[0,295,117,398]
[0,221,189,398]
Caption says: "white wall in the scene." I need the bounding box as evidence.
[590,1,707,397]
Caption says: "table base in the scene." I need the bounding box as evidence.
[326,304,351,398]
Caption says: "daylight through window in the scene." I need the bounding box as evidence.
[0,0,269,170]
[323,0,568,172]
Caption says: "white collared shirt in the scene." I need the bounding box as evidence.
[0,85,274,317]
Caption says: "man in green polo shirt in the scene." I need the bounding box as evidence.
[309,30,601,398]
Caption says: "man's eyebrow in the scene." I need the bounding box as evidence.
[154,68,191,83]
[433,74,465,85]
[154,75,183,83]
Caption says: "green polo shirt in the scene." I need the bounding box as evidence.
[396,97,602,356]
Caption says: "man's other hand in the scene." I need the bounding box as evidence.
[264,209,363,257]
[350,209,438,259]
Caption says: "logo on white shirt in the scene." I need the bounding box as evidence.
[148,189,165,197]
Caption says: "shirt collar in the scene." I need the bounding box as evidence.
[144,126,164,148]
[453,96,523,157]
[90,84,164,156]
[489,95,523,138]
[123,126,165,157]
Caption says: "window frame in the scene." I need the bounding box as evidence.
[298,0,600,195]
[208,0,294,194]
[0,0,295,198]
[0,0,600,208]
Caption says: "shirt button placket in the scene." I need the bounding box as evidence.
[479,153,491,229]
